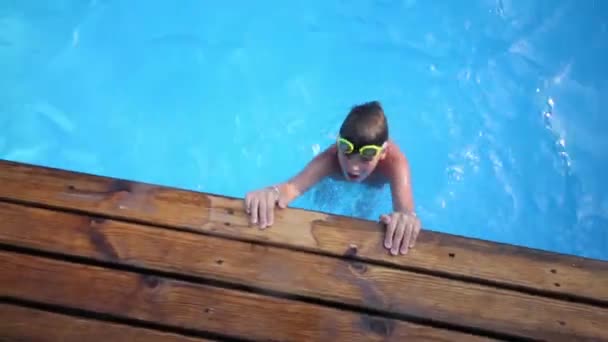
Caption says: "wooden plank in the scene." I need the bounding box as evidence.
[0,303,213,342]
[0,250,493,342]
[0,159,607,305]
[1,202,607,341]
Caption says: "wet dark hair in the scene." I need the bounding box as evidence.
[339,101,389,147]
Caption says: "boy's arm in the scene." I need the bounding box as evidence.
[245,144,337,229]
[381,145,420,255]
[385,148,415,213]
[275,144,338,205]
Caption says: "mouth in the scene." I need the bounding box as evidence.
[346,172,361,180]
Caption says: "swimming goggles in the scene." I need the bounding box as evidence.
[336,137,384,161]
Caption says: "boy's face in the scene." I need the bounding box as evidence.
[336,138,387,182]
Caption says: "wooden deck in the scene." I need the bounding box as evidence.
[0,159,607,341]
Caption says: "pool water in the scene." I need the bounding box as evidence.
[1,0,607,260]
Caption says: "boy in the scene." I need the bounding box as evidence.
[244,101,421,255]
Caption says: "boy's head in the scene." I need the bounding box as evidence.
[336,101,389,182]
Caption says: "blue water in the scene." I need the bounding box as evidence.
[1,0,607,260]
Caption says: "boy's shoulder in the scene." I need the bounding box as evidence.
[378,140,408,171]
[384,139,406,160]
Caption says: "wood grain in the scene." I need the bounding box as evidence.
[0,303,213,342]
[1,202,607,341]
[1,159,607,305]
[0,250,494,342]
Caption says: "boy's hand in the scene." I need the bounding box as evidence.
[245,186,287,229]
[380,211,421,255]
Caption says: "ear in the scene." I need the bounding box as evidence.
[379,142,389,159]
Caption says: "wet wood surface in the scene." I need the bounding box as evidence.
[0,160,606,304]
[0,250,492,342]
[0,303,214,342]
[1,159,608,341]
[1,202,606,341]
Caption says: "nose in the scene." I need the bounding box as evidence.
[347,161,361,173]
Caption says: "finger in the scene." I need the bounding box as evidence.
[245,194,252,214]
[259,196,268,228]
[250,197,260,224]
[384,215,398,249]
[267,191,275,227]
[391,216,406,255]
[277,198,287,209]
[400,221,414,254]
[380,214,391,225]
[277,191,287,209]
[410,222,421,248]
